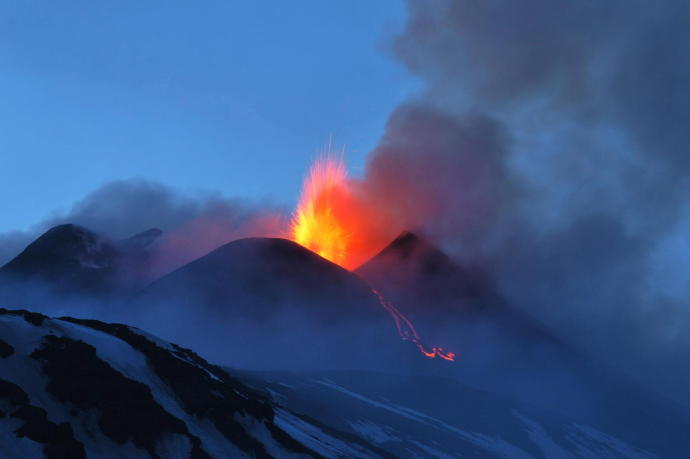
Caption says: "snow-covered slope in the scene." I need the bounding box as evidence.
[0,308,386,458]
[239,370,689,458]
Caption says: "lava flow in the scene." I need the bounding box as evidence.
[291,155,455,362]
[372,289,456,361]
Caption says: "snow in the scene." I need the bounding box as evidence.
[0,416,44,459]
[317,378,534,458]
[0,315,157,458]
[513,411,574,459]
[408,440,458,459]
[0,315,306,458]
[274,408,384,458]
[349,419,400,444]
[3,311,664,458]
[567,424,657,459]
[56,320,248,458]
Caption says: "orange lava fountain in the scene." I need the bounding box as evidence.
[291,156,352,268]
[290,154,456,362]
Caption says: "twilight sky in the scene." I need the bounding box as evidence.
[0,1,415,233]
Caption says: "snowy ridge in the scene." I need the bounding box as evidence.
[0,308,384,458]
[240,370,665,459]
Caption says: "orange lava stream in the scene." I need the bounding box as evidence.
[372,288,456,362]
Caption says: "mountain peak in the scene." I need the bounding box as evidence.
[0,224,120,296]
[357,231,466,289]
[1,224,118,275]
[137,237,400,369]
[384,230,427,254]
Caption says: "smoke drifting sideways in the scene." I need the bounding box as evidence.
[0,179,286,279]
[352,0,690,403]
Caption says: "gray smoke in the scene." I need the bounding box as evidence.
[0,179,286,274]
[361,0,690,401]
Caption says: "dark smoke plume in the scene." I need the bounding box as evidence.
[357,0,690,402]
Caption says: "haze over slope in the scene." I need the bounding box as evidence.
[137,237,405,370]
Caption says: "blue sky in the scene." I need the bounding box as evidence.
[0,1,416,232]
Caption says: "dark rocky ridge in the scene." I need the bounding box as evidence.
[30,334,209,459]
[0,338,14,358]
[58,317,312,458]
[0,308,383,458]
[0,378,85,459]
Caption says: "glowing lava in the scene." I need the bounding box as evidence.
[291,155,353,268]
[372,289,455,361]
[291,154,456,362]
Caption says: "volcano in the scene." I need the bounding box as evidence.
[137,237,412,370]
[0,224,162,301]
[355,231,690,427]
[142,237,385,321]
[356,231,484,310]
[0,224,121,298]
[356,231,562,348]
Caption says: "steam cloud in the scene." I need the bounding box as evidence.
[357,0,690,402]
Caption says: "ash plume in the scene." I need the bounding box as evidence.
[357,0,690,402]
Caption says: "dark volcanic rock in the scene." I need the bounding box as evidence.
[1,378,85,459]
[0,378,29,406]
[30,334,202,458]
[0,308,47,326]
[0,338,14,358]
[59,317,312,457]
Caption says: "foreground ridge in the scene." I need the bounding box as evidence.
[0,308,386,458]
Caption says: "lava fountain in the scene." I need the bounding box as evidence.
[291,155,455,361]
[291,155,352,268]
